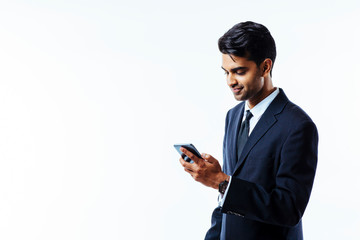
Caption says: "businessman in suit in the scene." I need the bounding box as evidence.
[179,21,318,239]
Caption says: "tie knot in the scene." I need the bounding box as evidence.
[245,110,253,121]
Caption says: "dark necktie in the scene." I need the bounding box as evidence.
[237,110,253,159]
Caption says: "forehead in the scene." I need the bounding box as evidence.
[221,54,256,70]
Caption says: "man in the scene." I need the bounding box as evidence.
[179,21,318,240]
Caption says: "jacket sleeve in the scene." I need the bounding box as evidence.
[204,110,232,239]
[204,206,222,240]
[221,120,318,227]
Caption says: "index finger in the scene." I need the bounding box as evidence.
[180,147,200,164]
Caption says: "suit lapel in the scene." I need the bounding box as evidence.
[232,89,289,175]
[227,103,244,174]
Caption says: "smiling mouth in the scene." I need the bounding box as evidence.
[232,86,243,94]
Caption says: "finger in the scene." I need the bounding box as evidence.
[179,157,195,171]
[201,153,217,164]
[180,147,200,164]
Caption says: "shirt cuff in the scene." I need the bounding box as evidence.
[218,176,232,207]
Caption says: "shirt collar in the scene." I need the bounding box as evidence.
[244,87,280,120]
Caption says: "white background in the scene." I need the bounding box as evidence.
[0,0,359,239]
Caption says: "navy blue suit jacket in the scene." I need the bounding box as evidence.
[205,89,318,240]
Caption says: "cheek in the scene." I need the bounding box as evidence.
[248,75,263,89]
[242,75,258,88]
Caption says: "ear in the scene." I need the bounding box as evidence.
[261,58,273,77]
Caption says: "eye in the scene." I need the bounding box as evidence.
[224,71,229,75]
[236,71,246,76]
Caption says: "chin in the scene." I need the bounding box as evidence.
[234,94,246,102]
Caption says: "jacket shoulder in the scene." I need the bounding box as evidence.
[280,101,317,132]
[227,102,245,117]
[284,101,314,122]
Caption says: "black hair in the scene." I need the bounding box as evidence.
[218,21,276,75]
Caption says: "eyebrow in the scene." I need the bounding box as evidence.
[221,66,248,72]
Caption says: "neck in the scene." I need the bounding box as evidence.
[248,77,275,109]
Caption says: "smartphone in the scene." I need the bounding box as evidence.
[174,143,202,163]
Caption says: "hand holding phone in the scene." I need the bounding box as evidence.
[175,143,228,189]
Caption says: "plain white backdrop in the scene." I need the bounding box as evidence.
[0,0,359,239]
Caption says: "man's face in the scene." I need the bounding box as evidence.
[222,54,265,104]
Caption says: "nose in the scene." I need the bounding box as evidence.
[226,73,237,87]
